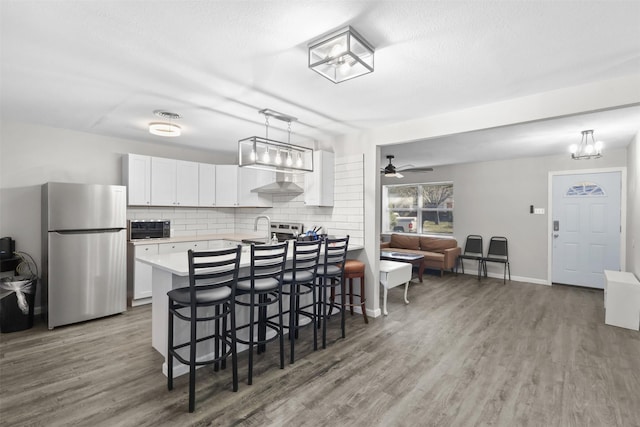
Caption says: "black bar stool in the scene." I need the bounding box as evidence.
[167,246,241,413]
[281,240,322,363]
[235,242,288,385]
[315,236,349,349]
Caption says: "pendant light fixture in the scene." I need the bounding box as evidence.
[308,26,374,83]
[569,129,603,160]
[238,109,313,173]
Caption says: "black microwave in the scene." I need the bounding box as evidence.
[128,220,170,240]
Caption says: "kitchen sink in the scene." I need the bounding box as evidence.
[241,238,269,245]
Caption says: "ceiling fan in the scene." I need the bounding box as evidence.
[381,155,434,178]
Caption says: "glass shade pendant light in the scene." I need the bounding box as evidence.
[569,129,604,160]
[238,109,313,173]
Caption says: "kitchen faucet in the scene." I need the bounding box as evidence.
[254,215,271,243]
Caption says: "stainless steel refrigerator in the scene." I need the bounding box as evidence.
[42,182,127,329]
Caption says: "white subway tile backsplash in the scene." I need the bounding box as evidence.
[125,154,364,245]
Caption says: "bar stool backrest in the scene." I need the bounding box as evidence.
[249,242,288,284]
[188,246,242,301]
[291,240,322,281]
[322,236,350,276]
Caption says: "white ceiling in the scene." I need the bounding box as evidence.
[2,1,639,166]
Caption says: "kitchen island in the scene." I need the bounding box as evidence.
[137,241,363,377]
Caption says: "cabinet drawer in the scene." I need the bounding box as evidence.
[134,244,159,257]
[158,241,208,254]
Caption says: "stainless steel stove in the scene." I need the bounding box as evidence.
[270,221,304,242]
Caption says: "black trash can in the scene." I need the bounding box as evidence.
[0,276,36,333]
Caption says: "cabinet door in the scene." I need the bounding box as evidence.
[124,154,151,205]
[151,157,177,206]
[238,167,274,207]
[304,151,334,206]
[133,244,158,299]
[176,160,199,207]
[199,163,216,207]
[215,165,239,207]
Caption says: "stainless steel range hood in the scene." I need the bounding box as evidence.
[251,172,304,194]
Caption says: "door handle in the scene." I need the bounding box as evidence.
[553,234,559,238]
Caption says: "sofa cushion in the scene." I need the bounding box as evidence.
[390,234,420,250]
[420,237,457,253]
[422,252,445,263]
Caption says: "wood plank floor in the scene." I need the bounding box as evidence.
[1,274,639,427]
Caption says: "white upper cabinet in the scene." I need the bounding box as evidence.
[150,157,177,206]
[238,167,274,207]
[198,163,216,207]
[123,154,151,206]
[124,154,271,208]
[175,160,199,206]
[214,165,273,207]
[304,151,334,206]
[150,158,199,207]
[215,165,239,207]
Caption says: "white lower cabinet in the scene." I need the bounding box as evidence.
[128,243,159,306]
[129,240,212,306]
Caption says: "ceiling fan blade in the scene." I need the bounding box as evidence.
[381,155,430,177]
[401,166,434,173]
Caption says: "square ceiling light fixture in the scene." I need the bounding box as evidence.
[308,26,374,83]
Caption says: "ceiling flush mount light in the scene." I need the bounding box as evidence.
[569,129,603,160]
[149,111,181,137]
[238,109,313,173]
[308,26,374,83]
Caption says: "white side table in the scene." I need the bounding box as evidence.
[379,260,412,316]
[604,270,640,331]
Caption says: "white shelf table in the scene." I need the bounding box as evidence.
[379,260,412,316]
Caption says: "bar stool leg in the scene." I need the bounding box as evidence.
[360,275,369,324]
[349,278,354,315]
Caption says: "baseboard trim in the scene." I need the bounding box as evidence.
[458,270,549,286]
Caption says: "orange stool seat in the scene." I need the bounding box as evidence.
[341,260,368,324]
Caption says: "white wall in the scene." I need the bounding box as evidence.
[0,122,364,282]
[338,74,640,316]
[627,131,640,278]
[381,148,628,282]
[0,120,235,272]
[234,154,364,246]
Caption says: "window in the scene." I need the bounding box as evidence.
[382,182,453,235]
[566,181,605,197]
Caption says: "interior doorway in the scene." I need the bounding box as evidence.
[550,169,625,289]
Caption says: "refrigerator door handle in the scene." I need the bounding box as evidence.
[52,228,125,235]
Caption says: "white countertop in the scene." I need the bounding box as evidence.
[136,242,364,276]
[128,232,264,246]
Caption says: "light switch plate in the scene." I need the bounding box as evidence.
[534,208,545,215]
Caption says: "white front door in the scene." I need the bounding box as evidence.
[551,171,621,289]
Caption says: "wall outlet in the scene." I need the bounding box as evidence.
[534,208,545,215]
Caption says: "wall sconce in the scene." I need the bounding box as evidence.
[308,26,374,83]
